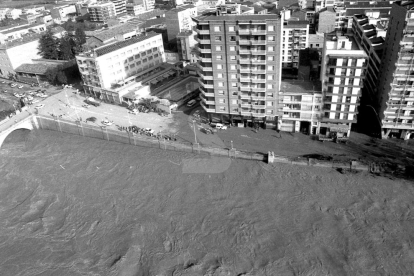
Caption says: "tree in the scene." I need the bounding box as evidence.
[56,71,68,84]
[75,27,86,45]
[45,67,59,84]
[58,36,74,60]
[38,28,59,60]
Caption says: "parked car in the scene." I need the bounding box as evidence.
[27,91,34,95]
[31,99,40,104]
[3,90,7,93]
[39,94,48,98]
[1,80,6,84]
[128,109,139,115]
[211,123,227,130]
[186,99,196,107]
[144,128,155,135]
[10,83,17,88]
[35,104,45,109]
[101,119,113,126]
[17,85,24,89]
[27,95,33,101]
[82,104,89,108]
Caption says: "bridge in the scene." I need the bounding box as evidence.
[0,111,39,148]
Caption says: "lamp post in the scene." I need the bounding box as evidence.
[230,140,233,150]
[192,119,198,145]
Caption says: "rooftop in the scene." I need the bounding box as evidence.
[284,20,309,28]
[280,80,322,94]
[194,14,280,21]
[94,32,159,57]
[92,23,138,42]
[166,4,195,13]
[14,63,58,75]
[131,9,165,21]
[0,33,41,49]
[0,23,44,34]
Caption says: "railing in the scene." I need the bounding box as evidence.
[196,29,210,34]
[199,88,215,97]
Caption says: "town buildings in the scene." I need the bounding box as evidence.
[320,33,368,137]
[176,30,196,61]
[111,0,127,15]
[0,23,46,44]
[165,5,197,42]
[88,1,117,22]
[318,7,336,33]
[50,5,77,23]
[75,32,166,103]
[126,0,146,15]
[6,9,22,20]
[194,14,282,126]
[282,20,309,69]
[376,1,414,139]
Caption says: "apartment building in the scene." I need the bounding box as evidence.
[194,15,282,126]
[320,33,368,137]
[177,30,196,60]
[126,1,146,15]
[0,34,43,78]
[165,5,197,41]
[0,9,10,20]
[282,21,309,69]
[6,9,22,20]
[22,6,46,15]
[0,23,46,44]
[111,0,127,15]
[76,32,165,102]
[88,1,116,22]
[143,0,155,11]
[352,14,387,102]
[376,1,414,139]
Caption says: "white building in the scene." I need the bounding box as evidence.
[126,1,146,15]
[6,9,22,20]
[319,32,368,137]
[76,32,166,103]
[165,4,197,41]
[0,9,10,20]
[88,1,116,22]
[0,23,46,44]
[111,0,127,15]
[22,6,46,15]
[50,5,77,23]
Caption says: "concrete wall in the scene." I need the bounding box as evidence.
[318,10,336,33]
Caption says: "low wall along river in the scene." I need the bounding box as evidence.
[35,115,370,172]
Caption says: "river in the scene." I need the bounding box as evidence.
[0,129,414,276]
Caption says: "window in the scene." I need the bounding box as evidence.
[218,90,224,95]
[219,106,225,111]
[268,36,275,41]
[229,26,235,31]
[215,36,222,41]
[230,56,236,61]
[267,110,274,114]
[316,44,320,47]
[214,26,221,32]
[231,83,238,87]
[267,92,273,97]
[268,65,274,71]
[268,46,275,52]
[267,84,274,89]
[232,92,238,95]
[267,101,274,106]
[232,99,238,104]
[216,46,222,51]
[267,75,274,80]
[230,64,236,70]
[219,98,225,103]
[217,64,223,69]
[218,82,224,87]
[230,36,236,41]
[268,25,274,31]
[216,55,222,60]
[268,56,274,61]
[217,73,223,78]
[231,74,237,79]
[229,46,236,51]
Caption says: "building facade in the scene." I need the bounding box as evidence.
[126,2,146,15]
[177,31,196,61]
[194,15,282,126]
[320,33,368,137]
[165,5,197,41]
[111,0,127,15]
[88,2,117,22]
[50,5,77,23]
[376,1,414,139]
[318,7,336,33]
[282,21,309,69]
[75,32,165,102]
[6,9,22,20]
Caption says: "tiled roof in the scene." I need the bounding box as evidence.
[15,63,58,74]
[166,4,195,13]
[131,9,165,21]
[1,23,44,34]
[140,17,166,28]
[195,14,280,21]
[92,23,137,42]
[94,32,159,57]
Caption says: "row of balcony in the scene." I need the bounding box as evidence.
[196,29,268,35]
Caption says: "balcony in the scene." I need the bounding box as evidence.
[240,86,251,91]
[201,97,215,105]
[251,60,266,64]
[201,101,215,113]
[239,49,251,54]
[238,29,251,34]
[195,37,210,44]
[239,59,251,64]
[251,95,266,100]
[196,29,210,35]
[198,78,213,89]
[199,48,212,53]
[239,68,250,73]
[251,78,266,83]
[197,63,213,71]
[200,87,215,97]
[251,40,266,45]
[241,111,253,115]
[200,57,212,62]
[239,40,251,45]
[199,72,213,80]
[241,103,252,108]
[251,87,266,92]
[240,77,251,82]
[251,70,266,74]
[251,104,266,109]
[251,50,266,55]
[240,94,250,99]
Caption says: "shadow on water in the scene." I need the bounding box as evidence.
[1,129,33,151]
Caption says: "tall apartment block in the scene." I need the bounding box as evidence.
[166,5,197,42]
[75,32,165,103]
[281,20,309,69]
[111,0,127,15]
[377,1,414,139]
[87,1,116,22]
[320,33,368,137]
[194,15,282,126]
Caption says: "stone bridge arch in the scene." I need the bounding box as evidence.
[0,117,36,149]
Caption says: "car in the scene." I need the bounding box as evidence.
[128,109,139,115]
[39,94,48,98]
[31,99,40,104]
[27,95,33,101]
[13,93,21,98]
[3,90,7,93]
[17,85,24,89]
[1,80,5,84]
[27,91,34,95]
[186,99,196,107]
[144,128,155,135]
[35,93,44,97]
[82,104,90,108]
[101,120,113,126]
[10,83,17,88]
[35,104,45,109]
[212,123,228,130]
